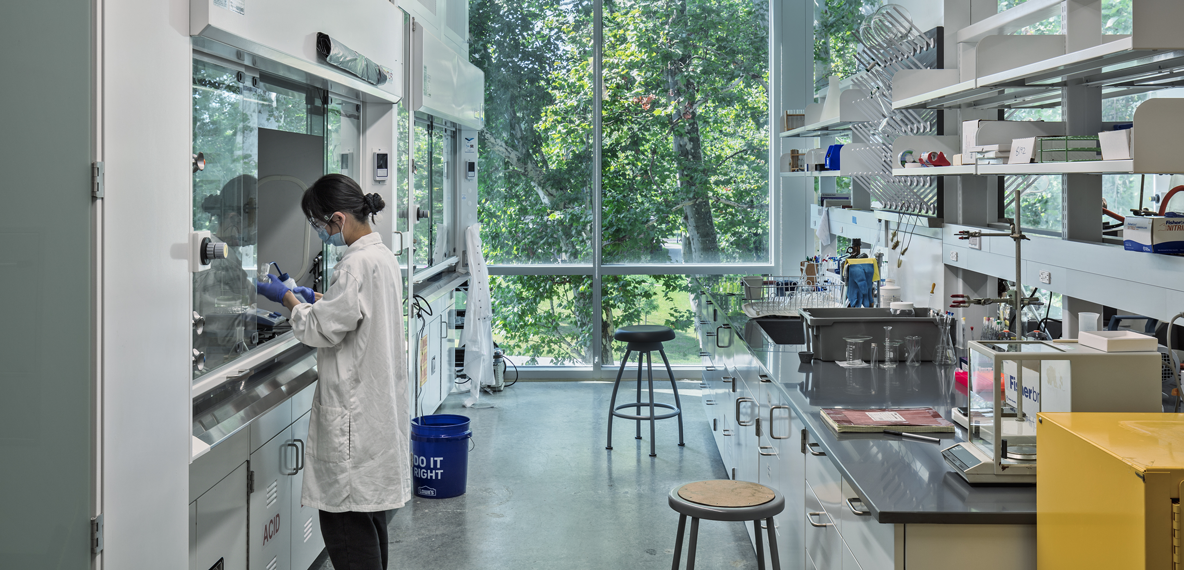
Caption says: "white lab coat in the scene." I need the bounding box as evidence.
[290,232,410,512]
[462,224,493,405]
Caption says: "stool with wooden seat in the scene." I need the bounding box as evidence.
[668,480,784,570]
[605,324,685,456]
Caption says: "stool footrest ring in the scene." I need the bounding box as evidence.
[612,402,681,421]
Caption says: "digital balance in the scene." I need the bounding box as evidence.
[942,340,1161,484]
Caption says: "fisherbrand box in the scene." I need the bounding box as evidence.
[1124,215,1184,254]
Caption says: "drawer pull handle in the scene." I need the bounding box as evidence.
[699,383,709,389]
[807,512,833,528]
[722,429,733,437]
[705,399,717,405]
[759,373,772,383]
[721,376,733,383]
[758,446,778,457]
[705,366,716,371]
[715,324,733,348]
[769,405,791,440]
[736,397,756,426]
[846,497,870,516]
[807,442,826,457]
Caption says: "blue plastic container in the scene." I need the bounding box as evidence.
[411,414,472,499]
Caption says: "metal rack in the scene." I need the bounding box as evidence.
[741,271,846,318]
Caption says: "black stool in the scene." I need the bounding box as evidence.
[668,480,785,570]
[606,324,684,456]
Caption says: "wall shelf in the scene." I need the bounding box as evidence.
[943,223,1184,324]
[781,170,843,178]
[893,165,977,176]
[893,0,1184,111]
[955,0,1063,45]
[976,160,1134,175]
[779,116,857,138]
[781,87,876,138]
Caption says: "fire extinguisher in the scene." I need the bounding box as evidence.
[492,347,505,391]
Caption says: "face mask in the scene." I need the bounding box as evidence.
[316,215,347,247]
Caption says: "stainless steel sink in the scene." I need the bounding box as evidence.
[752,317,805,345]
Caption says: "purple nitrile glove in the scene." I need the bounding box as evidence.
[256,276,291,304]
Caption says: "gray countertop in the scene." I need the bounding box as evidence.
[707,288,1036,525]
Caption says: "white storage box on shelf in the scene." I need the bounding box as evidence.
[1078,330,1159,353]
[1099,129,1134,161]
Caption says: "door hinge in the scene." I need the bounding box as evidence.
[248,469,255,494]
[91,513,104,555]
[92,162,104,199]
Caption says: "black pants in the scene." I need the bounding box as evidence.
[319,510,390,570]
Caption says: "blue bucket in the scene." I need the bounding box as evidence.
[411,414,472,499]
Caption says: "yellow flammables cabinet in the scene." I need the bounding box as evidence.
[1038,413,1184,569]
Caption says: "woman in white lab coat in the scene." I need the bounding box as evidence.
[256,173,408,570]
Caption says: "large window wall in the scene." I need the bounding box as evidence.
[470,0,772,370]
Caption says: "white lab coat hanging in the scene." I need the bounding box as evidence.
[461,224,493,406]
[289,232,411,512]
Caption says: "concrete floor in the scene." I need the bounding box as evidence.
[314,380,758,570]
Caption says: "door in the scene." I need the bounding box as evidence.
[290,412,324,570]
[250,427,294,570]
[194,462,249,570]
[770,385,807,570]
[0,1,94,567]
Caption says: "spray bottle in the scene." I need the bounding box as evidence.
[263,262,310,304]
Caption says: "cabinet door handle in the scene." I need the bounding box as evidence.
[770,405,791,440]
[294,439,305,472]
[736,397,756,426]
[759,446,778,457]
[716,324,733,348]
[722,429,733,437]
[846,497,870,516]
[807,512,833,528]
[759,373,772,383]
[807,442,826,457]
[721,376,733,383]
[283,442,300,475]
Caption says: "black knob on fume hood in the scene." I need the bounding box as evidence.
[200,238,229,265]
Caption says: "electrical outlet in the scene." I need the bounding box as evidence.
[1039,270,1051,284]
[949,250,959,262]
[968,236,981,250]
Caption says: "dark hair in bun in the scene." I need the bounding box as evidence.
[301,173,385,225]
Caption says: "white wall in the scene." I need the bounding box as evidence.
[102,0,192,566]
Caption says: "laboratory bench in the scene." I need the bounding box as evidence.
[691,280,1036,570]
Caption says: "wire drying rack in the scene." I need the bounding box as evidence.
[741,269,846,318]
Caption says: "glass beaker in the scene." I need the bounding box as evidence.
[905,335,921,366]
[844,336,871,366]
[933,315,958,365]
[882,340,901,368]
